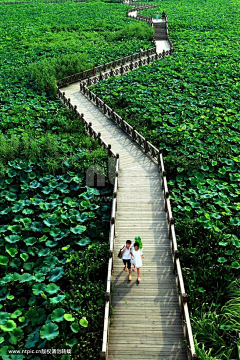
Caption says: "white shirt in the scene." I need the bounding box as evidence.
[121,245,132,260]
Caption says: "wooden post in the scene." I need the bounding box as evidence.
[144,138,148,153]
[98,132,101,145]
[107,144,112,156]
[89,122,92,137]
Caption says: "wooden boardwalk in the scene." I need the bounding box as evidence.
[61,83,187,360]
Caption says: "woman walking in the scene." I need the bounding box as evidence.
[131,242,144,283]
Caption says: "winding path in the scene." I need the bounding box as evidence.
[61,6,187,360]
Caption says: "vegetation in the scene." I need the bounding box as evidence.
[0,1,155,359]
[93,0,240,358]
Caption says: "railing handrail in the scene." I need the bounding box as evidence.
[57,4,197,360]
[57,88,119,360]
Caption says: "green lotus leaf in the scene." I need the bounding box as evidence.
[231,261,240,269]
[49,228,62,238]
[19,317,25,323]
[10,310,22,319]
[49,295,66,304]
[76,213,88,223]
[70,183,80,191]
[200,165,209,171]
[22,208,34,215]
[219,241,228,246]
[32,283,46,295]
[225,250,234,256]
[6,247,18,257]
[6,193,18,201]
[29,181,41,189]
[0,312,10,325]
[89,203,99,211]
[217,257,227,263]
[31,198,43,205]
[66,337,77,347]
[0,225,8,233]
[233,239,240,248]
[33,273,45,282]
[0,274,13,284]
[0,207,11,215]
[40,322,59,340]
[190,178,199,186]
[197,287,206,293]
[20,253,29,262]
[7,225,22,234]
[70,225,86,235]
[49,267,64,282]
[24,237,37,246]
[20,218,32,227]
[49,194,60,200]
[51,308,65,322]
[25,331,39,349]
[43,217,59,227]
[58,183,69,192]
[46,283,60,295]
[0,256,9,266]
[46,240,58,247]
[79,317,88,328]
[49,181,59,188]
[0,336,4,344]
[31,222,43,232]
[0,319,17,332]
[38,248,51,257]
[55,229,70,240]
[64,314,75,322]
[41,186,53,194]
[18,273,33,283]
[76,239,91,246]
[39,235,48,242]
[70,322,80,333]
[211,213,221,219]
[230,218,240,226]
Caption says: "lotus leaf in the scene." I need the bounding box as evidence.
[0,320,17,332]
[51,308,65,322]
[46,283,60,295]
[49,267,64,282]
[40,322,59,341]
[79,317,88,328]
[49,295,66,304]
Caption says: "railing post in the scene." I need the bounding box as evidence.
[88,122,92,137]
[98,132,101,145]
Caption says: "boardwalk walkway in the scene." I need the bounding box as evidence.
[61,83,187,360]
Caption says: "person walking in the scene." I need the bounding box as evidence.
[156,11,159,20]
[120,240,133,281]
[131,242,144,283]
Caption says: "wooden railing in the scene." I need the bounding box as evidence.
[57,47,156,88]
[57,3,197,359]
[79,79,198,360]
[57,88,119,360]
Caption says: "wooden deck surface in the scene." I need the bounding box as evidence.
[61,83,187,359]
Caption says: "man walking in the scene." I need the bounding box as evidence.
[121,240,132,281]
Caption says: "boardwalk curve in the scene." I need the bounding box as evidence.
[59,3,197,360]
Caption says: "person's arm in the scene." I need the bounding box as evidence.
[121,246,126,254]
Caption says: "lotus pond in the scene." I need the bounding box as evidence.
[93,0,240,358]
[0,1,155,359]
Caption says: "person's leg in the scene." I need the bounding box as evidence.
[137,267,141,282]
[127,260,132,280]
[123,260,127,271]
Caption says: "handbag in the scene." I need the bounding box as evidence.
[118,248,122,259]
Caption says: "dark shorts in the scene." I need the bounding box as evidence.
[123,259,131,269]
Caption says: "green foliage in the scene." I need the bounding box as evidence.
[93,0,240,358]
